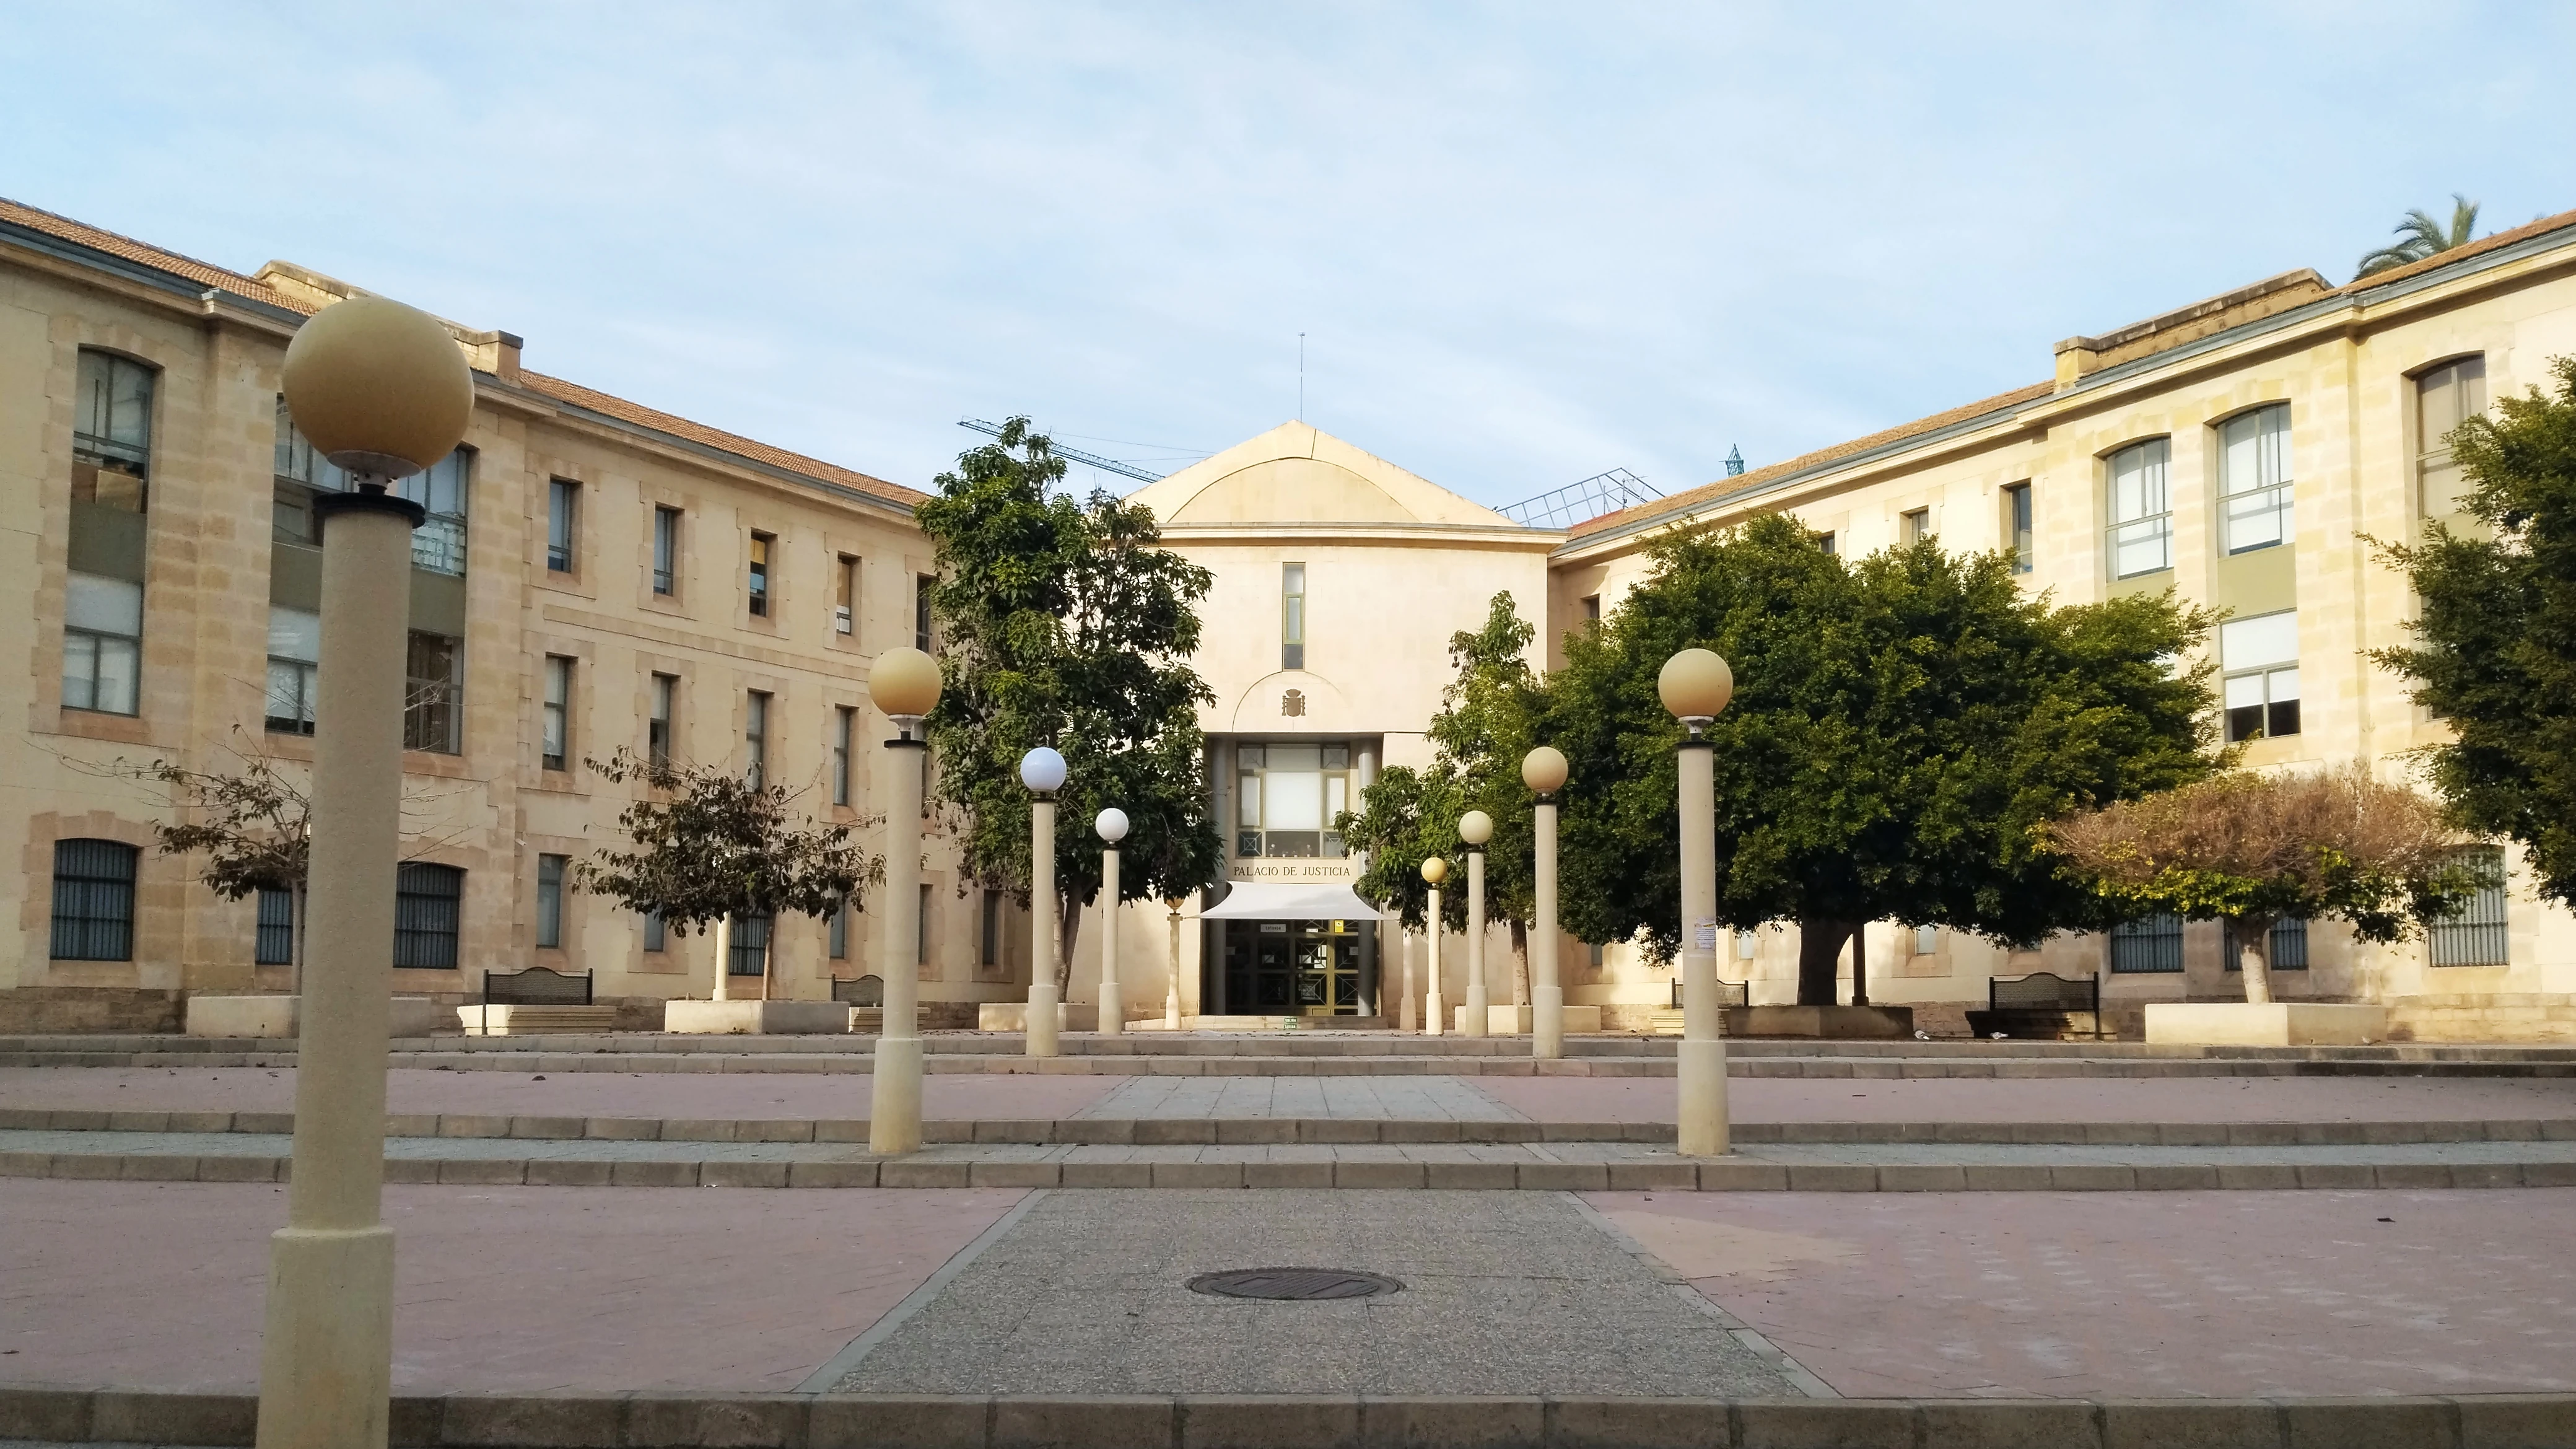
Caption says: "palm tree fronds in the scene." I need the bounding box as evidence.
[2355,195,2481,279]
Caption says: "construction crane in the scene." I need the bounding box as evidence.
[957,419,1163,484]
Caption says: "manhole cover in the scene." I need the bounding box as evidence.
[1187,1267,1403,1301]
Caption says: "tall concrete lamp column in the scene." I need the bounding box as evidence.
[1421,857,1448,1038]
[1095,808,1128,1035]
[1164,899,1185,1030]
[1661,647,1736,1157]
[869,647,941,1155]
[1523,746,1569,1059]
[1019,746,1066,1057]
[255,296,472,1449]
[1459,811,1493,1038]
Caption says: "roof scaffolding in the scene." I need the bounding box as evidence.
[1498,467,1663,529]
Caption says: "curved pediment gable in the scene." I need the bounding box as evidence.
[1130,422,1518,529]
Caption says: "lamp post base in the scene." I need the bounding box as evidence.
[868,1035,923,1154]
[1098,983,1122,1036]
[256,1224,395,1449]
[1025,984,1060,1057]
[1676,1038,1731,1157]
[1533,984,1564,1059]
[1462,987,1489,1038]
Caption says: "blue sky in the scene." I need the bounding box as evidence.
[7,2,2574,509]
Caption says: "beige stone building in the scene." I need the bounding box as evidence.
[9,193,2576,1040]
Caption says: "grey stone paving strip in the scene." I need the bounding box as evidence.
[1561,1194,1840,1399]
[1078,1074,1535,1121]
[795,1188,1051,1394]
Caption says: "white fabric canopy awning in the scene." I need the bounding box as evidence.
[1200,880,1384,921]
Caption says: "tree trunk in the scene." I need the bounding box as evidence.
[1509,920,1530,1007]
[2235,916,2276,1005]
[1056,896,1083,997]
[758,921,771,1002]
[1795,919,1857,1007]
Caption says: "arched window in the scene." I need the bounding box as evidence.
[394,863,465,969]
[51,839,139,961]
[2216,405,2293,553]
[2105,439,2172,579]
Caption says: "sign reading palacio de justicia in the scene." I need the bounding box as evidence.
[1226,860,1357,882]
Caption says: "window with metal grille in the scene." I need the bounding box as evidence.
[2108,911,2183,972]
[536,854,567,949]
[404,632,463,754]
[2107,438,2173,578]
[2223,917,2308,970]
[728,913,771,976]
[255,888,295,966]
[394,863,463,970]
[2429,847,2508,966]
[547,479,578,572]
[542,656,573,771]
[652,506,680,595]
[50,839,138,961]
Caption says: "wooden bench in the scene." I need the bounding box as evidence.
[1966,971,2104,1040]
[461,967,616,1036]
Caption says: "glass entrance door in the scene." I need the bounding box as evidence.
[1294,920,1359,1016]
[1225,919,1361,1016]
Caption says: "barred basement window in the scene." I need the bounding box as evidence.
[2224,918,2308,970]
[255,888,295,966]
[728,913,771,976]
[394,863,464,970]
[51,838,138,962]
[2108,911,2183,973]
[2428,847,2508,966]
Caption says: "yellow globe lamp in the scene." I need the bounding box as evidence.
[1421,856,1449,886]
[281,295,475,481]
[870,647,943,719]
[1458,810,1493,847]
[1521,746,1568,795]
[1658,648,1735,722]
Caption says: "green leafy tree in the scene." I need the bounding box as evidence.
[2357,194,2480,278]
[571,748,879,1000]
[1339,593,1545,995]
[1547,514,2219,1004]
[917,417,1223,991]
[2375,354,2576,907]
[2045,765,2486,1003]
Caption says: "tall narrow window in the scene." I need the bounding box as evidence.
[834,554,857,635]
[256,888,295,966]
[980,889,1002,969]
[642,910,666,953]
[64,574,144,716]
[2428,846,2508,966]
[1900,507,1932,543]
[546,479,578,573]
[393,863,464,970]
[744,690,769,786]
[832,706,855,807]
[914,574,934,651]
[2219,405,2294,554]
[829,895,849,961]
[1281,563,1307,669]
[2107,438,2172,578]
[264,606,320,735]
[917,883,932,966]
[404,631,463,754]
[535,854,567,948]
[2220,611,2300,743]
[2416,356,2488,517]
[541,655,574,771]
[66,350,153,716]
[2002,481,2033,574]
[648,673,676,766]
[1581,595,1601,623]
[50,839,139,962]
[652,506,680,596]
[748,532,773,617]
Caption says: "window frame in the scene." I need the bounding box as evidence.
[403,630,464,755]
[1234,742,1351,859]
[1281,563,1307,670]
[2105,437,2174,579]
[2413,355,2488,518]
[2428,846,2508,966]
[980,888,1002,969]
[264,605,321,736]
[541,655,574,772]
[50,838,139,962]
[652,506,681,596]
[747,531,774,618]
[744,689,770,787]
[648,673,677,767]
[2216,403,2294,556]
[394,862,465,970]
[2001,481,2033,574]
[546,478,579,574]
[834,554,857,635]
[2108,911,2183,973]
[832,705,855,807]
[256,887,295,966]
[535,853,567,950]
[914,574,934,652]
[63,572,144,716]
[2219,610,2301,743]
[1900,507,1932,544]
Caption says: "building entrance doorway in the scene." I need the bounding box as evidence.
[1223,918,1366,1015]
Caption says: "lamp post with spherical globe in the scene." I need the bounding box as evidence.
[255,295,474,1449]
[1522,746,1570,1059]
[1661,647,1736,1156]
[1420,856,1449,1037]
[1095,808,1129,1035]
[868,647,941,1155]
[1018,747,1067,1056]
[1459,811,1493,1037]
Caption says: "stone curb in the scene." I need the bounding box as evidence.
[9,1107,2571,1147]
[5,1149,2572,1191]
[6,1385,2576,1448]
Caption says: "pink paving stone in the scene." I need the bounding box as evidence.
[0,1180,1024,1393]
[1585,1188,2576,1398]
[1479,1074,2576,1123]
[0,1067,1116,1121]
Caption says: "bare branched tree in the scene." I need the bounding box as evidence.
[2043,763,2487,1004]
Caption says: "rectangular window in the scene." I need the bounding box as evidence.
[2002,481,2033,574]
[652,506,680,595]
[1815,531,1836,555]
[1913,924,1939,957]
[2224,918,2308,971]
[2108,438,2173,578]
[2416,356,2488,517]
[917,883,933,966]
[1900,507,1932,543]
[2108,911,2184,973]
[834,554,857,634]
[50,838,139,962]
[541,655,573,771]
[546,479,578,573]
[63,573,143,716]
[1581,594,1601,623]
[2219,405,2294,554]
[745,690,769,786]
[404,631,463,754]
[1281,563,1307,670]
[643,910,666,953]
[256,888,295,966]
[648,673,676,767]
[914,574,934,651]
[1736,929,1759,961]
[728,913,771,976]
[2429,846,2508,966]
[832,706,855,807]
[980,889,1002,968]
[74,349,155,496]
[276,400,469,574]
[264,606,320,735]
[748,532,772,617]
[401,449,470,576]
[1233,742,1353,859]
[394,862,463,970]
[535,854,567,949]
[829,896,849,961]
[2220,611,2300,743]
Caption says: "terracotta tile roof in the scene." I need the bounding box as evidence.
[2337,204,2576,294]
[1566,380,2056,541]
[2,195,925,510]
